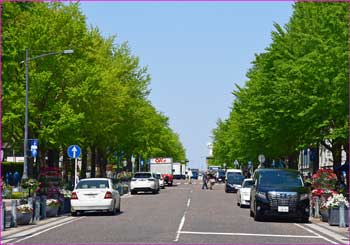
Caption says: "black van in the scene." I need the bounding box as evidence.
[250,168,310,222]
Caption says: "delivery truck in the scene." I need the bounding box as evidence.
[150,157,174,186]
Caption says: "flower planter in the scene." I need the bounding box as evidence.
[328,208,349,226]
[16,212,32,225]
[320,209,328,222]
[46,206,59,217]
[63,198,71,213]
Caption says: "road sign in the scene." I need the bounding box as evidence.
[30,139,38,157]
[258,154,265,164]
[234,160,239,167]
[248,161,252,169]
[141,160,144,166]
[67,145,81,159]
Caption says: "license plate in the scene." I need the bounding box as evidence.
[278,206,289,212]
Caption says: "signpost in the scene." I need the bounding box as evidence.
[234,160,239,168]
[29,139,38,158]
[258,154,265,164]
[67,145,81,188]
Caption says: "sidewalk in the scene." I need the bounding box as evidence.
[308,217,349,243]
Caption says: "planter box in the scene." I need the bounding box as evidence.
[320,209,328,222]
[16,212,32,225]
[46,206,59,217]
[63,198,71,213]
[328,208,349,226]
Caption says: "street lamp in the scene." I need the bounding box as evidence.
[21,48,74,180]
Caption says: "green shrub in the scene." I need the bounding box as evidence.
[11,191,28,199]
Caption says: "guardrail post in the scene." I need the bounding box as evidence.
[40,196,46,220]
[2,202,5,231]
[309,198,313,218]
[314,196,320,218]
[339,201,346,227]
[11,200,17,227]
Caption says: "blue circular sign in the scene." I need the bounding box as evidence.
[67,145,81,159]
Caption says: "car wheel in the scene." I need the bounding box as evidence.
[71,211,77,217]
[254,204,262,221]
[169,181,173,186]
[131,190,136,195]
[116,199,121,213]
[299,216,309,223]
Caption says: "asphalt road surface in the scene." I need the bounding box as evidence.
[8,180,346,244]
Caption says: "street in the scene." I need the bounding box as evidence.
[3,180,347,244]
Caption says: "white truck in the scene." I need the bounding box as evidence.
[150,157,174,186]
[173,162,182,179]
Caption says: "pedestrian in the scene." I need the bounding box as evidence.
[187,168,193,184]
[202,171,208,190]
[208,171,215,190]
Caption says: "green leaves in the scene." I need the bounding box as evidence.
[212,2,348,167]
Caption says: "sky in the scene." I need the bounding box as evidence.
[79,1,294,170]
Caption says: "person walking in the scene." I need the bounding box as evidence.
[202,171,208,190]
[187,168,193,184]
[208,171,215,190]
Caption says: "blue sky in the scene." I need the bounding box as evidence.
[79,2,294,170]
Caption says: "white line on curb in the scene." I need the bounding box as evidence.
[294,223,339,244]
[12,217,85,244]
[179,230,322,239]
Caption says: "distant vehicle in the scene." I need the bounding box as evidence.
[250,168,310,222]
[154,172,165,189]
[150,158,173,186]
[208,166,221,171]
[225,169,243,180]
[130,172,160,194]
[237,178,254,207]
[70,178,121,216]
[191,168,199,179]
[173,162,182,179]
[225,174,244,193]
[216,169,226,183]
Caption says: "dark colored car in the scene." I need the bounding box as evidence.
[250,168,310,222]
[225,174,244,193]
[217,169,226,183]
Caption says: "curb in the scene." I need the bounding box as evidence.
[308,218,349,244]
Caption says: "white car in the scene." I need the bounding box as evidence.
[237,178,254,207]
[130,172,160,194]
[154,173,165,189]
[71,178,121,216]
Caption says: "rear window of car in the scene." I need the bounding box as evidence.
[77,180,109,189]
[242,180,254,188]
[134,173,152,178]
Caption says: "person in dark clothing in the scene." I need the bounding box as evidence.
[202,171,208,190]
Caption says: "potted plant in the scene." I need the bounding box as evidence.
[326,193,349,226]
[16,204,33,225]
[46,198,60,217]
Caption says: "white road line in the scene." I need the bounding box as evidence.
[294,223,339,244]
[179,230,322,239]
[174,189,192,242]
[13,217,85,244]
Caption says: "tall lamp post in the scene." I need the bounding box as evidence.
[21,48,74,180]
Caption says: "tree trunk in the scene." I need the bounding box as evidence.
[287,151,299,170]
[47,149,59,168]
[81,147,87,179]
[91,145,96,178]
[311,146,319,175]
[62,148,69,183]
[331,141,342,180]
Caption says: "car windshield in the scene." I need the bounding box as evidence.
[259,171,303,188]
[134,173,152,178]
[227,175,244,184]
[242,180,254,188]
[77,180,109,189]
[154,174,161,179]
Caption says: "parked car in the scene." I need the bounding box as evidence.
[225,174,244,193]
[130,172,160,194]
[250,168,310,222]
[237,178,254,207]
[154,173,165,189]
[216,169,226,183]
[70,178,121,216]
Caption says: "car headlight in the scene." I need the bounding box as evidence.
[300,193,309,200]
[256,191,267,199]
